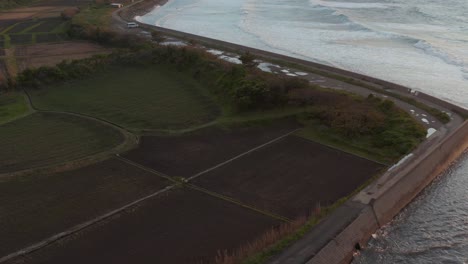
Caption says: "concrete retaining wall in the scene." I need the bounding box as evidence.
[306,205,378,264]
[372,120,468,225]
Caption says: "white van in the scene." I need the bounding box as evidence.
[127,22,139,28]
[111,3,123,8]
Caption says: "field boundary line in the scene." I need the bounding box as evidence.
[292,134,389,166]
[114,154,176,183]
[0,185,175,263]
[188,184,291,223]
[116,154,292,222]
[187,128,300,181]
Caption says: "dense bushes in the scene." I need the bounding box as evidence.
[68,24,149,50]
[299,94,426,156]
[13,45,301,112]
[16,55,111,88]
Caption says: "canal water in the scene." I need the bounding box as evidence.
[139,0,468,262]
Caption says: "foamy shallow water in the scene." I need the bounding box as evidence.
[138,0,468,109]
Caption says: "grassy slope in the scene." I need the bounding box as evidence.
[30,65,219,131]
[0,112,124,173]
[71,4,113,29]
[0,93,31,124]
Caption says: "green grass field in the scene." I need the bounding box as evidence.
[0,93,31,125]
[71,4,113,29]
[30,65,220,131]
[0,112,124,173]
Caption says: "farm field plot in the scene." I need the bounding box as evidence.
[9,34,31,45]
[15,42,111,69]
[123,122,298,178]
[10,188,281,264]
[0,158,170,257]
[0,93,30,124]
[5,20,37,33]
[30,65,220,130]
[0,112,124,173]
[193,136,385,219]
[35,33,66,43]
[27,18,63,33]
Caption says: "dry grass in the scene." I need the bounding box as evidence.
[213,203,325,264]
[214,217,308,264]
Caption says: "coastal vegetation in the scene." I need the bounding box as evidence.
[13,44,426,162]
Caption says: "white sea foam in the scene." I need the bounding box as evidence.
[426,128,437,138]
[219,55,242,64]
[309,0,392,9]
[206,49,223,56]
[257,62,275,73]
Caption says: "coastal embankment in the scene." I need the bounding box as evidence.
[118,2,468,263]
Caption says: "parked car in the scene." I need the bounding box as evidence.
[110,3,123,8]
[127,22,139,28]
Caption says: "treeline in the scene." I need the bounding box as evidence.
[13,44,304,112]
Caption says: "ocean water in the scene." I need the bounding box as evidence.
[138,0,468,108]
[353,154,468,264]
[139,2,468,262]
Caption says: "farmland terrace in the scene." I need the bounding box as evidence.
[0,1,466,264]
[1,121,385,264]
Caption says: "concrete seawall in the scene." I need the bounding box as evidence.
[121,10,468,263]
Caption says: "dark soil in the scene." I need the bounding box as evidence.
[9,34,32,45]
[123,122,298,178]
[0,20,18,33]
[5,20,38,33]
[0,158,170,257]
[9,188,280,264]
[194,136,385,219]
[28,18,62,33]
[35,33,64,43]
